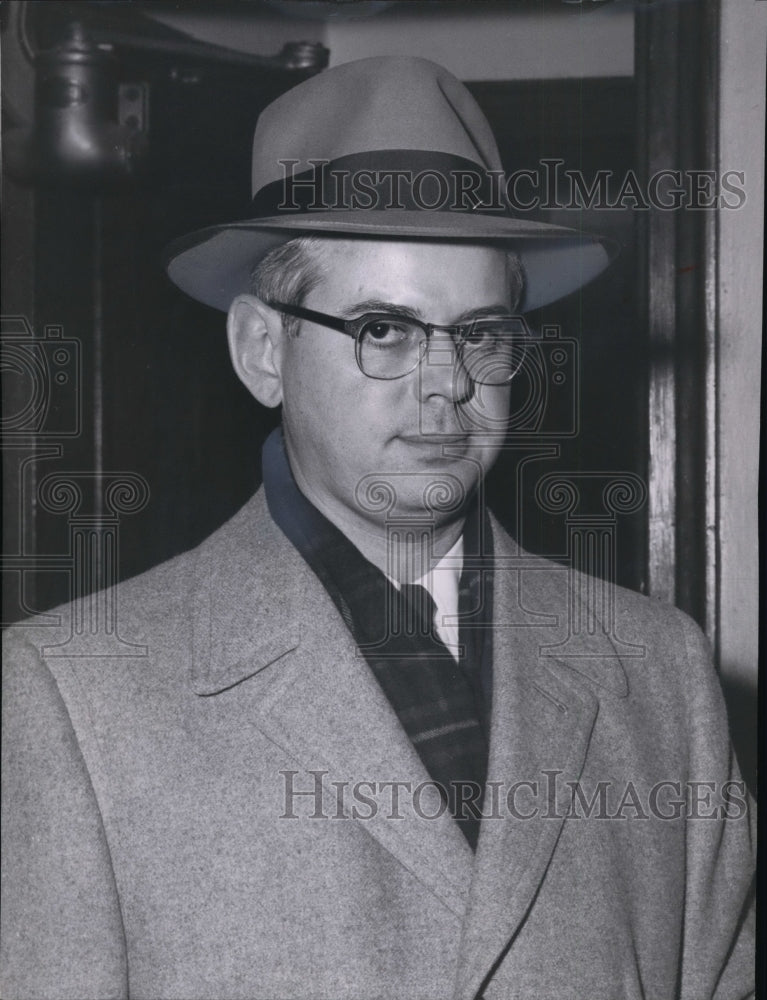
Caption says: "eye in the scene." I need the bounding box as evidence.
[463,321,498,346]
[463,318,521,348]
[361,317,418,348]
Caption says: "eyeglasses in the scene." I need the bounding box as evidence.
[268,300,530,385]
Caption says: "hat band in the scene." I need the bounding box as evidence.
[250,149,512,218]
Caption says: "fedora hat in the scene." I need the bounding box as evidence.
[164,56,614,312]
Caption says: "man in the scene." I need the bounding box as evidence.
[1,57,755,1000]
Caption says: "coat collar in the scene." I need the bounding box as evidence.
[189,492,630,697]
[189,490,304,696]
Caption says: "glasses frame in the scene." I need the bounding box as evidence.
[267,299,529,383]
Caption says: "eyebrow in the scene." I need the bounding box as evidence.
[340,299,514,324]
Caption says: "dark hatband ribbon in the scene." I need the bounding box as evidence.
[250,149,512,218]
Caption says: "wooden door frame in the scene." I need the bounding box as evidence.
[636,0,763,789]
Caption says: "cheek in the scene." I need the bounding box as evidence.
[281,349,374,456]
[461,384,511,435]
[282,341,340,420]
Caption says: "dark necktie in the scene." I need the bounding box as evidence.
[399,582,439,640]
[373,581,487,850]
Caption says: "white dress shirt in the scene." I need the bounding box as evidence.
[389,535,463,660]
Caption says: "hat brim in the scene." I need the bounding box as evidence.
[164,210,617,313]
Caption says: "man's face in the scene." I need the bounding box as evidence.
[277,238,513,539]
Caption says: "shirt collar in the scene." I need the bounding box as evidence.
[385,535,463,656]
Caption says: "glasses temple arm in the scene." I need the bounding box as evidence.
[268,301,353,337]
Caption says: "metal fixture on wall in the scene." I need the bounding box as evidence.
[4,21,149,186]
[2,1,329,187]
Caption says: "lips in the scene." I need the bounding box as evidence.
[399,433,469,445]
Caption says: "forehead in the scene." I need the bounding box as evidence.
[306,238,510,314]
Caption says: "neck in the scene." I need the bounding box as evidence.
[332,512,465,584]
[275,426,468,581]
[288,470,465,584]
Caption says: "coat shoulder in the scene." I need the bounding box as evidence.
[488,512,714,698]
[2,490,279,672]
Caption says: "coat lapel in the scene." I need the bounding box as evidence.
[453,527,610,1000]
[189,490,474,917]
[251,574,475,916]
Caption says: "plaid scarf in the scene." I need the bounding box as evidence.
[262,428,493,850]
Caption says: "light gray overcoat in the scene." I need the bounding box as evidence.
[1,491,755,999]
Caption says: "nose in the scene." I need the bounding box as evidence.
[414,331,474,404]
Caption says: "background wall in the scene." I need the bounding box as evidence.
[154,2,634,80]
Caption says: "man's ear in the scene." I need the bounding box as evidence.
[227,294,285,408]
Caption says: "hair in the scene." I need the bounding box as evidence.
[249,235,327,337]
[249,235,525,336]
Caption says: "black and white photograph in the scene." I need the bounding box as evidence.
[1,1,761,997]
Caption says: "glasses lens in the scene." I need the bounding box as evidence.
[358,317,425,379]
[460,319,529,385]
